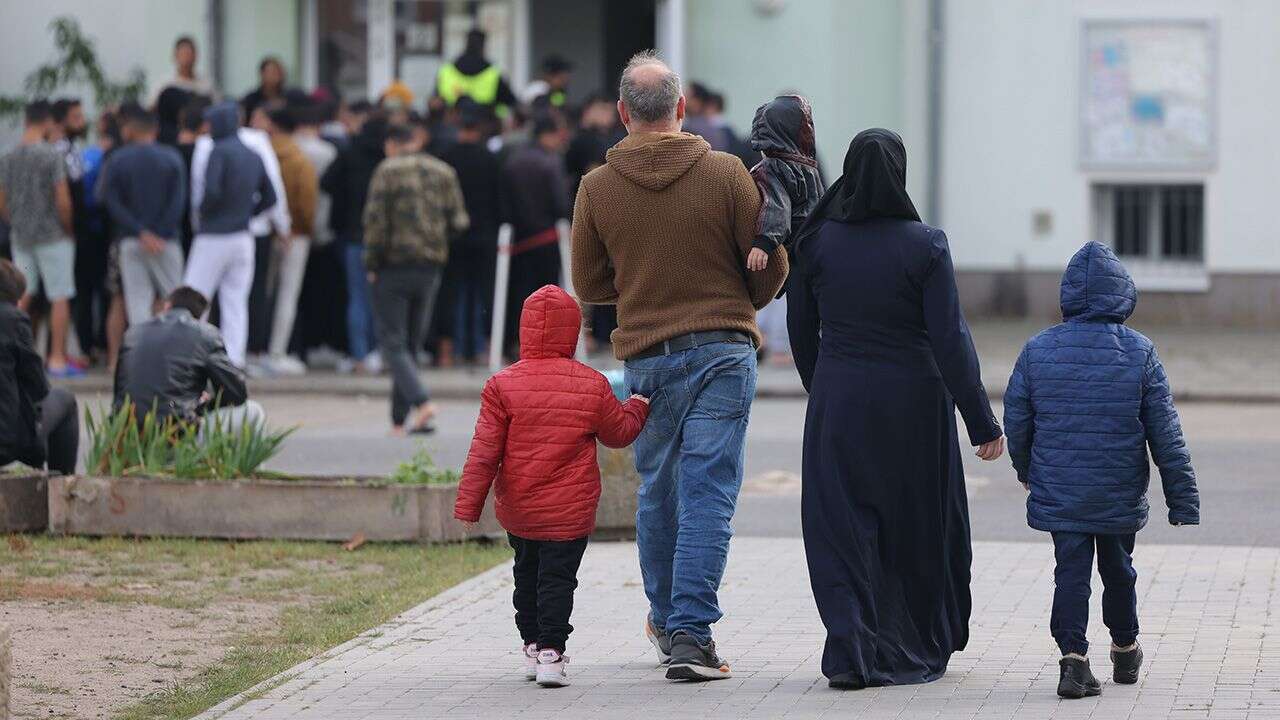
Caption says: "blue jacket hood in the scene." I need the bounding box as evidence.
[1060,241,1137,323]
[205,102,240,140]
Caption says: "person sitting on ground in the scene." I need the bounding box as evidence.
[1003,241,1200,700]
[453,284,649,688]
[0,259,79,475]
[112,286,263,434]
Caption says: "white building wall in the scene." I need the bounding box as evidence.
[0,0,209,143]
[684,0,909,184]
[940,0,1280,275]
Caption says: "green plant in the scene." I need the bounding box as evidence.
[387,447,460,486]
[0,17,147,119]
[83,402,294,480]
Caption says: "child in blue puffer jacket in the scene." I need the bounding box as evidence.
[1004,241,1199,700]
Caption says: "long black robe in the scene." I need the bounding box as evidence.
[787,217,1000,686]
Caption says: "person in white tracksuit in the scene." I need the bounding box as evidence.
[184,102,279,367]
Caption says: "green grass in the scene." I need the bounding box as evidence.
[0,535,510,720]
[19,681,73,696]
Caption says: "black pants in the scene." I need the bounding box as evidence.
[298,240,348,355]
[73,232,109,355]
[509,533,588,653]
[1051,531,1139,656]
[247,234,274,355]
[371,263,442,426]
[2,388,79,475]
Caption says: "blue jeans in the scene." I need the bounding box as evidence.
[1050,532,1139,656]
[343,242,377,360]
[625,339,757,643]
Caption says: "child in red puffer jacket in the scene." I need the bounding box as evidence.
[454,284,648,687]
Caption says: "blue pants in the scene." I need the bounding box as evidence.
[343,242,377,360]
[1051,531,1139,656]
[625,339,757,644]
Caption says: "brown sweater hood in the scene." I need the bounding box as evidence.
[571,131,788,359]
[604,132,710,191]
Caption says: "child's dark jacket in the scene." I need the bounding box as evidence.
[749,96,823,255]
[1003,242,1200,534]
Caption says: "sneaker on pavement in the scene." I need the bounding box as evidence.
[535,649,569,687]
[1058,654,1102,699]
[1111,643,1143,684]
[645,616,672,665]
[46,364,85,379]
[267,354,307,376]
[523,643,538,681]
[666,631,731,681]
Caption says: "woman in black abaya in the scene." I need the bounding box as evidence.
[787,129,1005,689]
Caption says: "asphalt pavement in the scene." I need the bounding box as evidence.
[70,392,1278,548]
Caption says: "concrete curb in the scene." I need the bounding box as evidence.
[191,558,515,720]
[62,372,1280,404]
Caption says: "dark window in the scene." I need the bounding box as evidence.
[1094,184,1204,262]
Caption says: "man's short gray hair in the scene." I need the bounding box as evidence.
[618,50,681,124]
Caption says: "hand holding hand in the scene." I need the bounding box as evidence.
[629,394,650,405]
[747,248,770,272]
[975,435,1005,461]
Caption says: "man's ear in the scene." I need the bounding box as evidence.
[675,95,686,125]
[616,100,630,128]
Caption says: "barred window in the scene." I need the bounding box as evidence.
[1093,184,1204,262]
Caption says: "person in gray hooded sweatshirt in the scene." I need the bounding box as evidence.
[184,101,277,367]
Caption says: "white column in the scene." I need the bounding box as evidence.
[299,0,319,89]
[511,0,532,91]
[655,0,686,77]
[367,0,395,101]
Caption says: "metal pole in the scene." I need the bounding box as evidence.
[488,224,514,373]
[207,0,224,91]
[555,218,587,361]
[925,0,945,225]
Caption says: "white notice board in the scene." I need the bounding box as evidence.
[1080,20,1216,169]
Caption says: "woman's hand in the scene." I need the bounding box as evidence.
[975,435,1005,461]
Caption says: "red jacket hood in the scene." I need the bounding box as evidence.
[519,285,580,360]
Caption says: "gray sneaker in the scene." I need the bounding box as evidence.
[665,631,732,681]
[645,616,672,664]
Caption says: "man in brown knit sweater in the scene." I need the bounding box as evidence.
[571,51,787,683]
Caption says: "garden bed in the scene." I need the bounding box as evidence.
[47,475,501,542]
[0,470,48,533]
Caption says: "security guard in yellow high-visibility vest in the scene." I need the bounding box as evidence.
[434,29,519,116]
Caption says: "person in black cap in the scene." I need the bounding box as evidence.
[522,55,574,109]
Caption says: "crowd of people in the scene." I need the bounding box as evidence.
[0,30,764,396]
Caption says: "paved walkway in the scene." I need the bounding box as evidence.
[200,538,1280,719]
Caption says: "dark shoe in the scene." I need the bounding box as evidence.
[665,631,731,681]
[644,615,672,664]
[828,672,865,690]
[1111,643,1143,684]
[1058,656,1102,699]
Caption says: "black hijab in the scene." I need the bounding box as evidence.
[793,128,920,255]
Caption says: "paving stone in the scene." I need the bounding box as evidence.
[198,539,1280,720]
